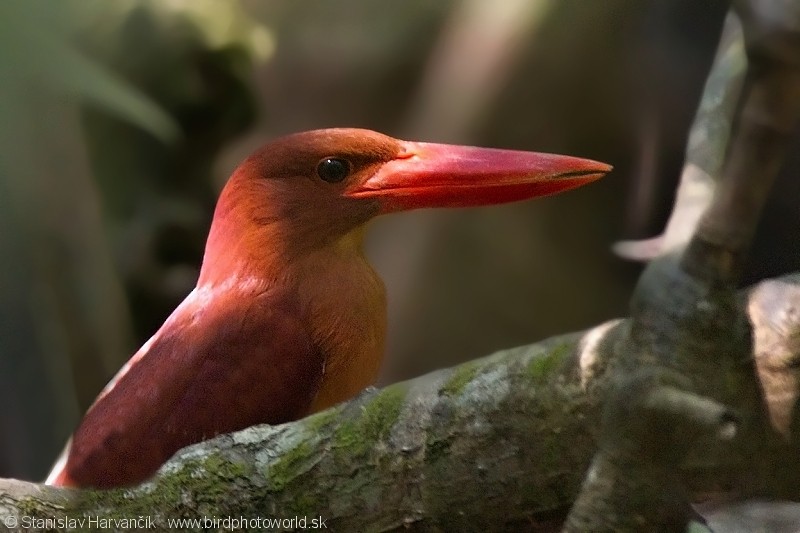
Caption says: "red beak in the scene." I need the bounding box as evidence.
[346,141,611,213]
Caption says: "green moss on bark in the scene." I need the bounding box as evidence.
[266,441,316,491]
[440,362,480,397]
[333,384,406,457]
[526,343,569,381]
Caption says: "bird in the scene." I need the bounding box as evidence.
[46,128,610,488]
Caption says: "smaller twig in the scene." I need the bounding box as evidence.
[613,13,746,262]
[683,0,800,284]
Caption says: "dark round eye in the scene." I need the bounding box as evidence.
[316,158,351,183]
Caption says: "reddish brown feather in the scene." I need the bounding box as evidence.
[63,285,323,488]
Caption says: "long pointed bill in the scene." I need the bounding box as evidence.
[346,141,611,213]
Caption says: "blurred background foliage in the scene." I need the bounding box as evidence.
[3,0,797,482]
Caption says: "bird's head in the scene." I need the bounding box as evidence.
[200,128,610,284]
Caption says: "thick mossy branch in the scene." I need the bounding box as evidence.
[1,333,595,531]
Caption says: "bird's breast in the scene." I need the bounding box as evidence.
[298,249,387,414]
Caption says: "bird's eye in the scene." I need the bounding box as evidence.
[316,158,351,183]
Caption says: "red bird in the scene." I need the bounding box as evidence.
[46,128,609,488]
